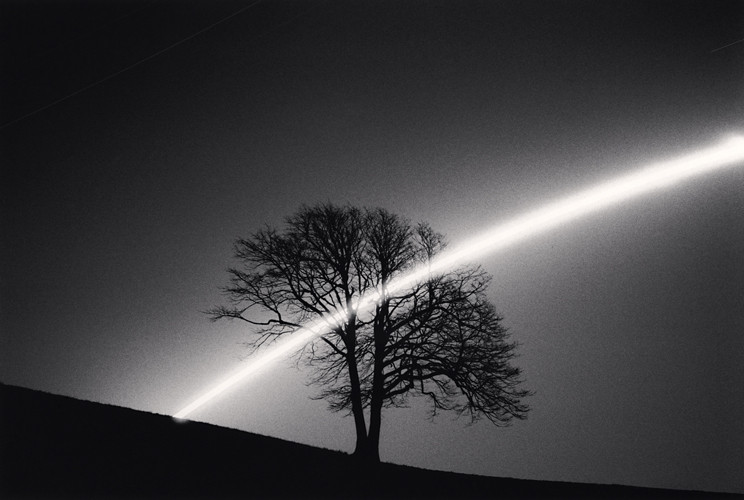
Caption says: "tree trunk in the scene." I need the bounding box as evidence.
[366,398,383,463]
[366,340,385,463]
[345,332,369,457]
[363,299,388,464]
[349,367,369,457]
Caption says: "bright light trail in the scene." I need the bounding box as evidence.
[173,136,744,420]
[173,325,319,420]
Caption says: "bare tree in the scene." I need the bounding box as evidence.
[208,203,530,462]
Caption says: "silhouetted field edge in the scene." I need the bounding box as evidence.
[1,383,739,499]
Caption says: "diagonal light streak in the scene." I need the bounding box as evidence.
[173,135,744,420]
[1,1,264,131]
[710,37,744,53]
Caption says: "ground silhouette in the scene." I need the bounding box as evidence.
[1,383,737,499]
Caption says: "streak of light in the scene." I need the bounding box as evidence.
[710,37,744,53]
[0,1,264,130]
[173,135,744,421]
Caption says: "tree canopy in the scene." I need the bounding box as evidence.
[209,203,529,462]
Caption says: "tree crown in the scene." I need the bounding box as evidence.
[209,203,529,425]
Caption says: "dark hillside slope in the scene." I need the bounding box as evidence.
[1,383,737,499]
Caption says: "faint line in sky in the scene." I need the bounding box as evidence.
[710,37,744,53]
[0,1,263,131]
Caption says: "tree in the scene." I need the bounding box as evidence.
[208,203,530,462]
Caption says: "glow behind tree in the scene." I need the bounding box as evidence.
[174,136,744,421]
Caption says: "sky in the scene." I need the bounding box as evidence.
[2,0,743,494]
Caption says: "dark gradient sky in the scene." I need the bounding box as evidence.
[2,0,743,494]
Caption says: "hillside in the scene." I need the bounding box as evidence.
[0,383,737,499]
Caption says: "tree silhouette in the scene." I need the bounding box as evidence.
[208,203,530,462]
